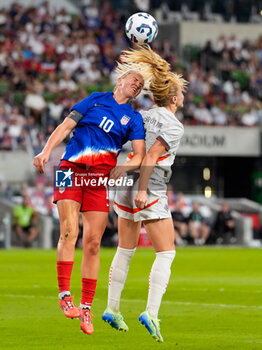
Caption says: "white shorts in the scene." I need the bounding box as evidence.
[113,174,171,222]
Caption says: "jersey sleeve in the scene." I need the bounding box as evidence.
[128,111,145,140]
[69,93,97,123]
[156,123,184,151]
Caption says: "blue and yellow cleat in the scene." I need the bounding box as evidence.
[138,310,163,342]
[102,306,129,331]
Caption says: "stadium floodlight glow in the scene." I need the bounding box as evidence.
[203,167,211,181]
[204,186,212,198]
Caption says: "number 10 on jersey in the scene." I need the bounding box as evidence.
[99,117,114,133]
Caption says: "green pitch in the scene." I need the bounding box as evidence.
[0,247,262,350]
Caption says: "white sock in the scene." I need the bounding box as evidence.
[80,303,90,310]
[146,250,176,319]
[59,291,71,300]
[108,246,136,312]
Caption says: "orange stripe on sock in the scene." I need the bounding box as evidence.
[114,199,159,214]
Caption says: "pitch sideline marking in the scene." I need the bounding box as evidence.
[121,298,262,309]
[2,294,262,309]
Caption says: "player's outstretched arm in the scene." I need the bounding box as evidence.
[33,117,77,174]
[135,140,166,209]
[110,139,145,180]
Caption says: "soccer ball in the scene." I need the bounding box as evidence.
[125,12,158,44]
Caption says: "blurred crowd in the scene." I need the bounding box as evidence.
[136,33,262,127]
[0,2,262,152]
[180,34,262,127]
[167,189,236,246]
[0,1,130,153]
[152,0,262,23]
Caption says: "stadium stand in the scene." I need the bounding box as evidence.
[0,0,261,248]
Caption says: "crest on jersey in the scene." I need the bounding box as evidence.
[120,115,130,125]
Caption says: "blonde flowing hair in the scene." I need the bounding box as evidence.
[115,45,187,107]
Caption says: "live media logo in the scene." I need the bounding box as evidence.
[55,168,134,188]
[55,169,73,188]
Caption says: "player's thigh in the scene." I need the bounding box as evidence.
[118,216,141,249]
[57,199,81,237]
[82,211,108,242]
[143,217,175,252]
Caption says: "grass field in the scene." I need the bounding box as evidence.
[0,247,262,350]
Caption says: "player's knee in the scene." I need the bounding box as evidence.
[85,239,100,255]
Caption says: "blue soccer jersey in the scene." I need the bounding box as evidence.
[62,92,145,171]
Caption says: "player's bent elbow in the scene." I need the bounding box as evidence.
[144,152,159,165]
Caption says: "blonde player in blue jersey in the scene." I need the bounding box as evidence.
[33,58,147,334]
[102,46,187,342]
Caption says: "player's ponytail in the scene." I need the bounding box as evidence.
[151,71,187,107]
[115,45,187,106]
[120,44,170,75]
[115,44,170,89]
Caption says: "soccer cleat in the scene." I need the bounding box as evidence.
[138,310,163,342]
[59,296,80,319]
[102,306,129,331]
[79,308,94,335]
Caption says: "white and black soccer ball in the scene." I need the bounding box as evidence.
[125,12,158,44]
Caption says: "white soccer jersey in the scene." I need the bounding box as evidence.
[140,107,184,183]
[114,107,184,222]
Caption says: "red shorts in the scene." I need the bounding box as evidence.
[53,160,109,212]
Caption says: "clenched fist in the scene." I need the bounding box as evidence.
[135,191,148,209]
[33,152,49,174]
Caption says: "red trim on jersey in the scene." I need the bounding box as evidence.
[68,151,117,169]
[157,154,169,161]
[114,199,159,214]
[127,152,169,162]
[156,137,169,151]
